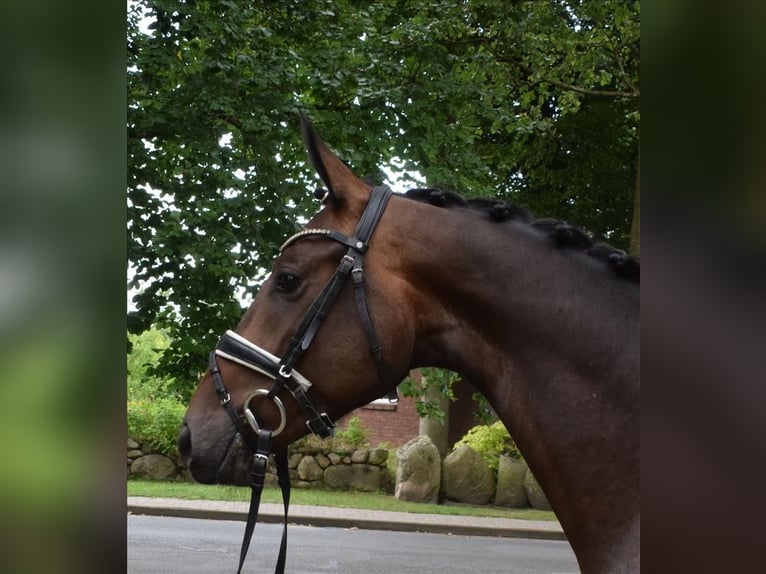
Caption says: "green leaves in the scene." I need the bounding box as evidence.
[400,368,459,422]
[454,421,523,473]
[128,0,639,389]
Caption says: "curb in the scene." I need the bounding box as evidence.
[127,497,567,541]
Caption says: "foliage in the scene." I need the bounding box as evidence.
[333,416,371,450]
[399,368,458,422]
[127,328,187,456]
[293,415,372,454]
[128,398,187,457]
[454,421,522,474]
[128,1,640,389]
[471,392,496,426]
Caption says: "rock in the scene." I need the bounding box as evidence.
[297,456,324,482]
[523,469,552,510]
[127,437,140,450]
[328,453,341,465]
[351,449,368,464]
[394,435,441,503]
[127,449,144,459]
[342,456,351,464]
[264,473,279,488]
[288,453,303,469]
[130,454,177,480]
[176,468,194,482]
[324,464,381,492]
[368,448,388,466]
[316,453,331,469]
[442,445,495,505]
[495,456,529,508]
[294,480,323,489]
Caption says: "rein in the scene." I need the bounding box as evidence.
[208,185,394,573]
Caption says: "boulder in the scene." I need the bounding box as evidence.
[127,437,140,450]
[130,454,177,480]
[288,453,303,469]
[315,453,331,469]
[324,464,381,492]
[442,445,495,505]
[394,435,441,503]
[523,468,552,510]
[297,456,324,482]
[351,449,368,464]
[495,456,529,508]
[176,468,194,482]
[327,453,341,465]
[368,448,389,466]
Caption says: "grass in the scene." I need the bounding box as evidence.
[127,479,556,521]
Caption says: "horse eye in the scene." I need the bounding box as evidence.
[275,272,301,293]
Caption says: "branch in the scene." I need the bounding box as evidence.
[214,112,244,131]
[475,35,639,99]
[527,72,638,98]
[501,53,639,98]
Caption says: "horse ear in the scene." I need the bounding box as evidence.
[300,114,368,210]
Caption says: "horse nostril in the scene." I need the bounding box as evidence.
[177,422,192,462]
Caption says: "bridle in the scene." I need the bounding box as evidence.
[206,184,395,573]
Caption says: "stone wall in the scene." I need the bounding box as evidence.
[284,445,392,493]
[127,437,393,493]
[127,437,191,482]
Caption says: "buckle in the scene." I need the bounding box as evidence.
[306,413,336,438]
[338,254,354,273]
[218,391,231,406]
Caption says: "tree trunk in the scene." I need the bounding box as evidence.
[418,379,450,457]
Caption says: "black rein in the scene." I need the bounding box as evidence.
[207,185,394,573]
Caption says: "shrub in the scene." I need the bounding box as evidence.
[128,328,187,456]
[333,416,370,450]
[293,415,372,454]
[128,397,187,457]
[454,421,522,474]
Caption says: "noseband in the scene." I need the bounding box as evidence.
[207,184,394,573]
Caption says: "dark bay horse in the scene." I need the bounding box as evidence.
[178,118,639,574]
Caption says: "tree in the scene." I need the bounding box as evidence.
[128,0,639,392]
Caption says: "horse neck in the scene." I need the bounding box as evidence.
[392,200,639,563]
[399,205,639,387]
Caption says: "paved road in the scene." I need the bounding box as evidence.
[128,515,579,574]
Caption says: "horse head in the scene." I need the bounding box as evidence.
[178,118,416,484]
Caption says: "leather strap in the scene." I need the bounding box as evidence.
[235,431,291,574]
[278,185,393,395]
[212,185,397,573]
[209,351,259,452]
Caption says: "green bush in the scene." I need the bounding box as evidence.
[333,416,370,450]
[293,415,372,454]
[128,328,187,457]
[128,397,187,457]
[454,421,522,474]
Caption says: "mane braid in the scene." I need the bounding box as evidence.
[403,187,639,283]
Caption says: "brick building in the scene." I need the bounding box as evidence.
[335,372,487,449]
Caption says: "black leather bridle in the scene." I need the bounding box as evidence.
[207,184,395,573]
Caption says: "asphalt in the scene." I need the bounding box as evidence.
[127,496,566,541]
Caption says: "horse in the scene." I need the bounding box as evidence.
[178,116,640,574]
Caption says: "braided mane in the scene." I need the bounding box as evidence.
[403,188,639,283]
